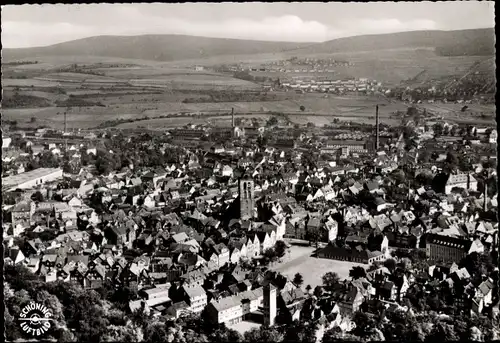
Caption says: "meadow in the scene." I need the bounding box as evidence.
[2,51,495,130]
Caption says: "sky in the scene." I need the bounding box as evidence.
[2,2,495,48]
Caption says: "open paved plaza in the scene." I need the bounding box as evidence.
[271,245,367,289]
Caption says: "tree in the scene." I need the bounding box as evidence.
[307,227,322,248]
[283,320,316,343]
[31,191,44,202]
[407,106,418,117]
[349,266,367,279]
[145,322,167,343]
[102,324,143,342]
[458,154,472,172]
[263,248,278,265]
[209,326,243,342]
[33,289,66,326]
[446,151,459,167]
[244,327,284,343]
[257,135,268,147]
[353,311,376,337]
[30,116,37,123]
[306,122,315,128]
[305,284,312,293]
[293,273,304,287]
[4,265,41,291]
[426,321,459,342]
[274,240,288,259]
[53,328,78,342]
[384,258,397,272]
[322,272,340,290]
[482,159,497,170]
[323,327,360,342]
[300,105,306,111]
[432,122,444,136]
[95,155,114,175]
[418,150,431,164]
[267,116,279,127]
[391,169,406,185]
[313,285,324,298]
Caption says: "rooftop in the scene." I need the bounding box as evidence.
[209,287,264,312]
[2,168,62,188]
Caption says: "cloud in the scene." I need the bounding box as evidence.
[158,15,338,43]
[342,18,438,36]
[1,12,438,48]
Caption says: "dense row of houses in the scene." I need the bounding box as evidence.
[2,115,498,329]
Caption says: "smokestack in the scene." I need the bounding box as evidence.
[375,105,379,151]
[231,108,235,128]
[484,182,488,212]
[64,111,68,152]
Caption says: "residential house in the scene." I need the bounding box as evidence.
[205,287,264,324]
[182,284,208,313]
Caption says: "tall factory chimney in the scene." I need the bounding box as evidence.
[484,182,488,212]
[375,105,380,151]
[64,111,67,134]
[64,111,68,152]
[231,108,235,128]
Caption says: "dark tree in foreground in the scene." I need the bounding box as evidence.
[322,272,340,291]
[349,266,367,279]
[31,191,44,202]
[275,240,288,258]
[384,258,397,272]
[244,326,284,343]
[313,285,324,298]
[293,273,304,287]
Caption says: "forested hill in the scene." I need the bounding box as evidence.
[3,28,494,62]
[289,28,495,56]
[2,35,312,62]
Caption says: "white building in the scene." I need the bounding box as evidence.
[2,168,63,191]
[221,165,233,177]
[3,137,12,149]
[205,287,264,325]
[445,174,478,194]
[182,284,207,313]
[489,129,497,144]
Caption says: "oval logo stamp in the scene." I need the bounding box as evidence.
[18,302,53,337]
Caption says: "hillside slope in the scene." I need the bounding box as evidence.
[289,28,495,56]
[3,28,494,63]
[2,35,311,62]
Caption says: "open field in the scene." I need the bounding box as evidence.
[271,246,366,289]
[417,102,495,126]
[2,50,494,129]
[4,89,493,129]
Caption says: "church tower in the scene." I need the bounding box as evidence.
[263,283,277,327]
[239,173,255,220]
